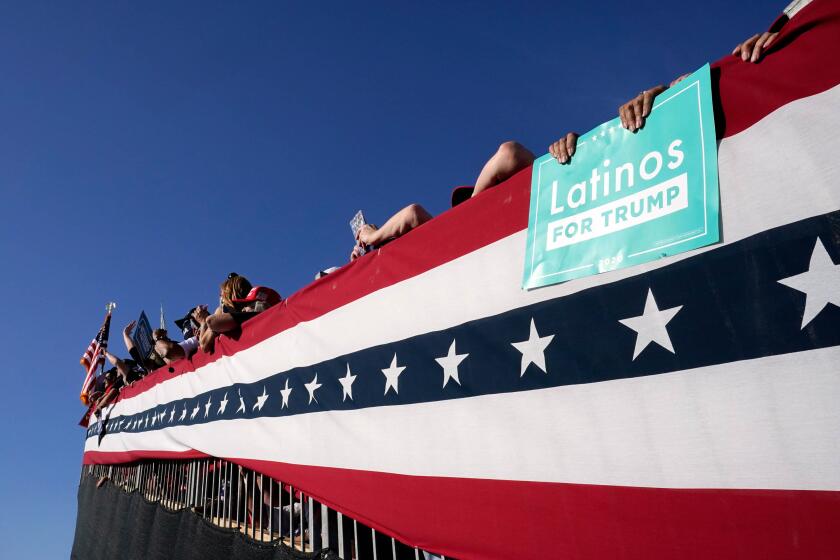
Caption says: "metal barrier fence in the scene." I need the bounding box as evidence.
[82,460,446,560]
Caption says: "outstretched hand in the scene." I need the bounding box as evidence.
[123,320,136,336]
[548,132,579,164]
[733,32,778,63]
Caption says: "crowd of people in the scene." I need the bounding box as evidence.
[86,24,784,418]
[87,273,282,417]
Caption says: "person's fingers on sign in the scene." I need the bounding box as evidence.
[619,85,667,132]
[548,132,579,165]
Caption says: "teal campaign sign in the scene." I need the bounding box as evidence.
[523,64,719,289]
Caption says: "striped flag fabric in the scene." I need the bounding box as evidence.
[79,311,112,405]
[83,1,840,558]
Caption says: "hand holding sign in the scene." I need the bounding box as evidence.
[619,85,666,132]
[350,210,372,260]
[523,64,720,289]
[548,132,579,165]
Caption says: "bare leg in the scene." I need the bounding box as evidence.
[358,203,433,247]
[472,141,535,197]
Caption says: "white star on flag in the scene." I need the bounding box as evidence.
[218,392,229,415]
[169,407,175,423]
[204,396,212,418]
[151,414,157,426]
[511,318,554,375]
[338,364,357,401]
[778,238,840,328]
[619,288,683,360]
[159,411,166,423]
[280,379,293,409]
[179,405,187,421]
[144,415,149,428]
[236,390,246,413]
[305,374,323,404]
[382,353,406,395]
[190,403,200,419]
[435,339,468,387]
[253,386,269,411]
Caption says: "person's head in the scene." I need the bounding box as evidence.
[231,286,282,312]
[219,273,253,309]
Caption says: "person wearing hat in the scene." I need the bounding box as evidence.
[352,135,578,258]
[199,281,283,352]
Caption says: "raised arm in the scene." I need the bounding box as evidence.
[122,320,137,353]
[104,351,131,386]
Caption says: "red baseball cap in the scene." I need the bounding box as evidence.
[232,286,282,308]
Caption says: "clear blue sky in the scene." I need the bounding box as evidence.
[0,1,780,555]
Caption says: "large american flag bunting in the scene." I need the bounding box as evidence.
[84,2,840,558]
[79,311,111,405]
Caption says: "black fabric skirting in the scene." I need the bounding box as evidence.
[71,475,339,560]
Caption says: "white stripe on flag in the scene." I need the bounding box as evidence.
[90,346,840,492]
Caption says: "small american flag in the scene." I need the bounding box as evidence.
[79,310,112,405]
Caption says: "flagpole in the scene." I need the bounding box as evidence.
[99,302,117,378]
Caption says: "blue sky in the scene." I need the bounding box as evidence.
[0,1,780,555]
